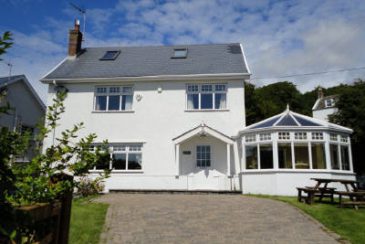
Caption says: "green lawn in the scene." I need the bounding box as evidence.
[69,197,109,244]
[251,195,365,244]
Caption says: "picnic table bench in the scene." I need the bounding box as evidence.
[297,178,361,206]
[337,191,365,209]
[297,187,336,204]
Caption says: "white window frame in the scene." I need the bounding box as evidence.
[94,86,134,112]
[243,131,349,172]
[325,98,335,108]
[196,145,211,168]
[186,83,227,111]
[90,144,143,172]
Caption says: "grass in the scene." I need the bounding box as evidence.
[251,195,365,244]
[69,196,109,244]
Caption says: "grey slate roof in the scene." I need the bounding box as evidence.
[0,75,25,86]
[41,43,249,81]
[242,108,352,133]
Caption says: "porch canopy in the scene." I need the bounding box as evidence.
[173,123,235,176]
[239,107,353,172]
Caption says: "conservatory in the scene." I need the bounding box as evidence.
[239,107,355,196]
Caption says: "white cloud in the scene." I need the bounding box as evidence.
[2,0,365,102]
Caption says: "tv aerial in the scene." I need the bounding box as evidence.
[69,2,86,41]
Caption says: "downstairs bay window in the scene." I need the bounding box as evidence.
[92,144,143,171]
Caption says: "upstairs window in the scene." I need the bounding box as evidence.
[95,86,133,111]
[100,50,120,60]
[325,98,335,108]
[172,48,187,58]
[186,84,227,110]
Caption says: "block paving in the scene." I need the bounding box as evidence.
[96,193,340,244]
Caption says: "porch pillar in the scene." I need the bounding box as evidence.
[175,144,180,176]
[233,142,240,173]
[227,144,231,176]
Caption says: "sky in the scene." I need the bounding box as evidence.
[1,0,365,102]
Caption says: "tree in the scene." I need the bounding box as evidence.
[245,81,306,125]
[0,31,12,61]
[330,80,365,174]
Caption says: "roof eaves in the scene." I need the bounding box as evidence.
[40,72,250,84]
[40,57,69,82]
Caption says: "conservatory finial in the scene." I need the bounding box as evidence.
[286,104,290,112]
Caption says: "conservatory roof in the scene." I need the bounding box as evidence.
[242,106,352,133]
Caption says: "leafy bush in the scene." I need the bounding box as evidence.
[77,177,105,197]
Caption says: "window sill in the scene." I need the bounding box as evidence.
[185,109,229,112]
[89,170,143,173]
[241,169,354,174]
[92,110,135,114]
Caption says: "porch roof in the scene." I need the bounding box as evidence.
[173,123,234,145]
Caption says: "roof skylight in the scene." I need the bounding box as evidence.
[172,48,188,59]
[100,50,120,60]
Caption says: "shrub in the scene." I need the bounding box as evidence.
[77,177,105,197]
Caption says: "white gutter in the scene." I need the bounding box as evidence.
[40,73,251,84]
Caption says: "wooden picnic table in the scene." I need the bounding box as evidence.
[297,178,359,205]
[310,178,359,192]
[310,178,365,209]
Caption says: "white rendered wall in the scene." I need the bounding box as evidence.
[312,108,338,121]
[241,171,356,196]
[44,79,245,191]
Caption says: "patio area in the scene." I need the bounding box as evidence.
[96,193,340,243]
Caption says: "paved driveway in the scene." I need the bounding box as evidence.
[96,193,340,244]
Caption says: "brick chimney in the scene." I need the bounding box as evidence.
[68,19,83,57]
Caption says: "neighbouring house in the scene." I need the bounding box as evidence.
[312,87,339,121]
[0,74,46,162]
[40,21,355,195]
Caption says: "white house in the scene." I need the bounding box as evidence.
[312,87,339,121]
[0,75,46,162]
[40,21,355,195]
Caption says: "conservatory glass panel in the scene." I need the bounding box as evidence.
[341,146,350,170]
[278,143,292,168]
[260,144,273,169]
[246,145,258,169]
[330,144,340,170]
[294,143,309,169]
[311,143,326,169]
